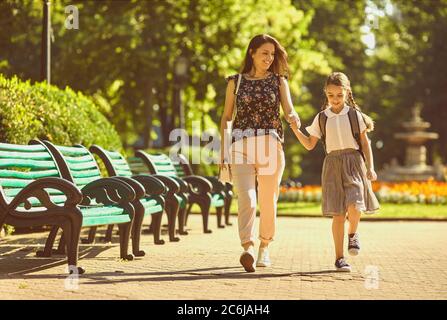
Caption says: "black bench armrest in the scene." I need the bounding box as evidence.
[112,176,145,200]
[152,175,180,195]
[204,176,225,193]
[169,176,189,193]
[182,175,213,194]
[80,177,136,206]
[131,175,166,196]
[8,177,83,211]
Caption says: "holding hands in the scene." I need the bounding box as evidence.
[287,113,301,129]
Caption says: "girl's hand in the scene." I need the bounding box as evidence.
[366,168,377,181]
[287,113,301,129]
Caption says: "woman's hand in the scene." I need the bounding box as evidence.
[287,113,301,129]
[366,168,377,181]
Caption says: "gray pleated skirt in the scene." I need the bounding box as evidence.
[321,149,380,216]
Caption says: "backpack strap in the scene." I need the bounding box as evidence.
[318,111,328,155]
[347,107,366,160]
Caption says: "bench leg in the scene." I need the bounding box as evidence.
[131,202,146,257]
[216,206,225,229]
[118,222,134,261]
[56,233,66,255]
[166,198,180,242]
[63,213,85,275]
[184,203,193,226]
[198,195,212,234]
[151,212,165,245]
[36,226,59,257]
[103,225,114,242]
[81,227,97,244]
[178,206,188,235]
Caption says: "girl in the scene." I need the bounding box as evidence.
[220,34,300,272]
[290,72,379,272]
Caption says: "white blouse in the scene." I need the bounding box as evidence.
[305,105,367,153]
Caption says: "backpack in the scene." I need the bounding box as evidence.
[318,107,366,160]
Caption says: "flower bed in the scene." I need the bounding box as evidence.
[279,179,447,205]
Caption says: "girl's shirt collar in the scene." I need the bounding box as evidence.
[324,104,350,118]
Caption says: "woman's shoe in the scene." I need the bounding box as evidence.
[240,247,256,272]
[256,247,272,267]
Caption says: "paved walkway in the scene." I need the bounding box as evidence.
[1,214,446,300]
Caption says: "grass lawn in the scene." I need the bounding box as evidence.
[191,201,447,220]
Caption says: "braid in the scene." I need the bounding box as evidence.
[347,89,360,111]
[347,88,375,131]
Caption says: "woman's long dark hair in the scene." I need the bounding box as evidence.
[240,34,289,77]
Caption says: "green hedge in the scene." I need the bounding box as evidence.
[0,74,122,150]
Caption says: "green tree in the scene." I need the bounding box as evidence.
[368,0,447,166]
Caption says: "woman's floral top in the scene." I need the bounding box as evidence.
[226,72,284,144]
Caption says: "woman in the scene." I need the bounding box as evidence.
[220,34,300,272]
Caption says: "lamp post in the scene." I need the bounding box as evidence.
[174,56,188,132]
[40,0,51,84]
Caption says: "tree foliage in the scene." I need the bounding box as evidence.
[0,0,445,182]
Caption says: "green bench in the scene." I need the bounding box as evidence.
[174,154,233,228]
[129,151,220,234]
[128,153,189,240]
[32,140,140,261]
[0,142,136,274]
[89,144,167,246]
[38,140,166,257]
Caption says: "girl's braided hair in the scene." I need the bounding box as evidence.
[322,72,374,131]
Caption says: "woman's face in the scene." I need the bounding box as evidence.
[250,42,275,73]
[325,84,347,109]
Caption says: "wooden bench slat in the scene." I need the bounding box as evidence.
[64,155,96,164]
[112,164,131,172]
[0,150,53,160]
[105,150,124,160]
[0,159,57,169]
[0,178,34,188]
[66,161,98,171]
[0,143,46,152]
[0,169,59,179]
[71,169,101,178]
[116,170,133,177]
[147,154,170,161]
[82,215,130,227]
[56,145,90,156]
[110,159,128,167]
[73,176,99,187]
[3,187,65,198]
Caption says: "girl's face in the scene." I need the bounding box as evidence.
[250,42,275,73]
[325,84,347,109]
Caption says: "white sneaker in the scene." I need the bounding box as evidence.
[240,247,256,272]
[256,247,272,267]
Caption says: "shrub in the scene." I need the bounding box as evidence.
[0,74,122,150]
